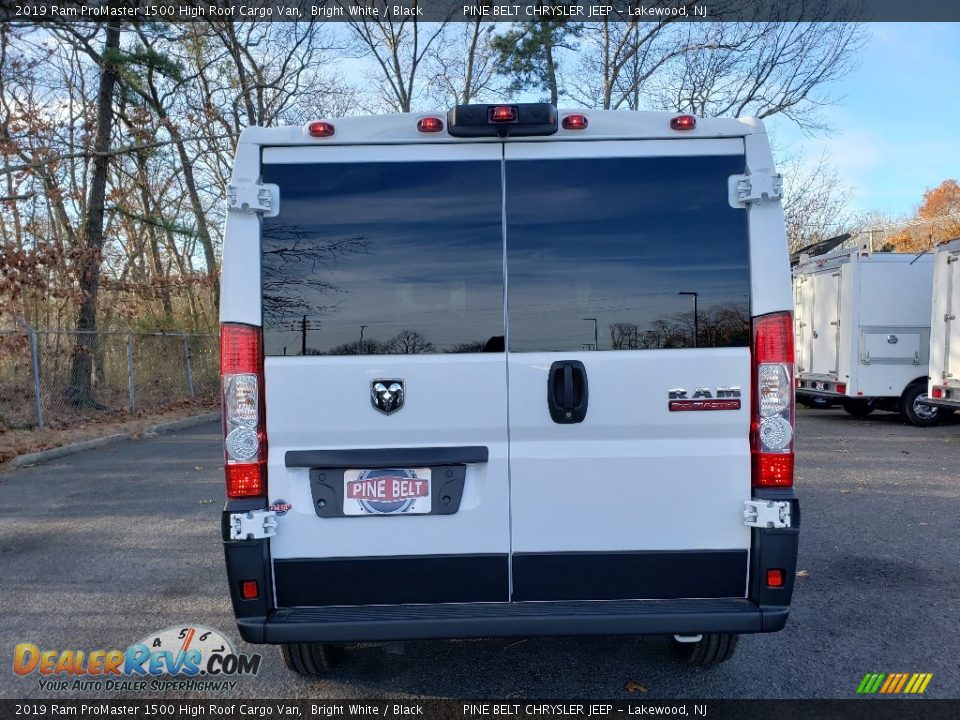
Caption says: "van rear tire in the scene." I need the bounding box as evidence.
[673,633,739,666]
[280,643,344,676]
[900,383,941,427]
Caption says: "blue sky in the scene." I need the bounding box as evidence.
[765,23,960,218]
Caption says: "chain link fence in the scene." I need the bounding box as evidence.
[0,330,218,431]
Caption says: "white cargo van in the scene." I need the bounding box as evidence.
[219,104,799,674]
[928,238,960,411]
[793,249,940,425]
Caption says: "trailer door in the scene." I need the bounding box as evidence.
[946,254,960,383]
[810,269,842,376]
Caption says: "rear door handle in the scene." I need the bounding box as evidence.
[548,360,588,424]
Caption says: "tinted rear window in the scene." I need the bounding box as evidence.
[505,154,750,352]
[260,161,504,356]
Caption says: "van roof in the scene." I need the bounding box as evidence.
[238,109,766,146]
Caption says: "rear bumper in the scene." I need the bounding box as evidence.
[223,494,799,645]
[236,598,789,644]
[928,386,960,409]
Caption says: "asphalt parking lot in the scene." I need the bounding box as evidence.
[1,407,958,700]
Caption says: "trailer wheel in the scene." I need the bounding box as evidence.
[280,643,345,676]
[673,633,739,666]
[900,383,941,427]
[842,399,875,417]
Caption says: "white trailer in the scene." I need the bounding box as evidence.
[793,249,942,426]
[928,238,960,411]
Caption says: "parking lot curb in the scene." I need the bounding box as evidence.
[7,412,220,468]
[142,412,220,437]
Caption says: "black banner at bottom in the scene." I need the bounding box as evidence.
[0,700,957,720]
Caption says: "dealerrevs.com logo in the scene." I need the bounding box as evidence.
[13,625,261,692]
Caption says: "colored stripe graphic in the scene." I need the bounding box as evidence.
[857,673,885,694]
[857,673,932,694]
[893,673,910,693]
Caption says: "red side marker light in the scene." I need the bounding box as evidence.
[931,387,943,399]
[240,580,259,600]
[670,114,696,131]
[766,569,784,588]
[489,105,518,123]
[307,121,335,138]
[417,117,443,133]
[562,114,588,130]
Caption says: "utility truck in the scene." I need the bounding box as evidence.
[219,104,799,675]
[928,238,960,412]
[793,249,940,425]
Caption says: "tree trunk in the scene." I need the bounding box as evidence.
[544,40,558,107]
[66,23,121,408]
[136,151,173,323]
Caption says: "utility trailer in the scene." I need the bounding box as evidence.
[793,249,942,426]
[928,238,960,411]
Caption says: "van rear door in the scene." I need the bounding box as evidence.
[503,140,753,601]
[259,144,511,607]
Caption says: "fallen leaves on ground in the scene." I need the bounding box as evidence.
[625,680,648,693]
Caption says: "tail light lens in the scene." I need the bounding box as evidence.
[751,312,794,487]
[220,323,266,498]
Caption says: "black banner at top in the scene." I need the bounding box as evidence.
[1,700,959,720]
[3,0,960,23]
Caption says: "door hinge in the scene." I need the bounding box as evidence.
[227,181,279,217]
[744,500,792,529]
[946,314,957,322]
[729,173,783,205]
[230,510,277,540]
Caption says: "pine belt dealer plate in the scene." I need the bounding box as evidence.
[343,468,432,515]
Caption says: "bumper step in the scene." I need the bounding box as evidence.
[240,598,782,644]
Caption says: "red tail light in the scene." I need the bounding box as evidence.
[751,312,794,487]
[220,323,266,498]
[931,387,943,399]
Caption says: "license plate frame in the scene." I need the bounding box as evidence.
[309,465,466,518]
[343,468,432,516]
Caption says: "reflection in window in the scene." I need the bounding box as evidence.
[260,161,505,356]
[505,154,751,352]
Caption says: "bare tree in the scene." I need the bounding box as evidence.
[66,23,121,407]
[342,4,448,112]
[426,15,501,106]
[781,151,856,255]
[655,18,864,131]
[389,329,434,354]
[565,7,863,131]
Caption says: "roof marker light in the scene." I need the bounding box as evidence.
[489,105,518,123]
[307,121,335,138]
[670,114,696,131]
[417,117,444,133]
[562,114,588,130]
